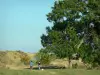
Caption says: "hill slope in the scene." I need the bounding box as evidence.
[0,50,35,69]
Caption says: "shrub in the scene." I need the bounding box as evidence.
[35,53,51,66]
[20,54,30,65]
[72,63,78,69]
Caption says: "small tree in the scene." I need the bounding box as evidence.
[35,51,52,66]
[20,54,30,65]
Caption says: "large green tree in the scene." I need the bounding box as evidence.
[41,0,100,68]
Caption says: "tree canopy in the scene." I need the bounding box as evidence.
[40,0,100,68]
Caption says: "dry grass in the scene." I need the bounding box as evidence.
[0,51,35,69]
[50,58,85,68]
[0,50,85,70]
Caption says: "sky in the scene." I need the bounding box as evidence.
[0,0,54,53]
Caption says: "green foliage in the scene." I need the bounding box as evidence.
[35,51,52,66]
[79,30,100,67]
[40,0,100,68]
[20,54,30,65]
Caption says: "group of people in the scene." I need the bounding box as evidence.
[30,61,41,70]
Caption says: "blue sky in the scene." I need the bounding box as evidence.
[0,0,54,53]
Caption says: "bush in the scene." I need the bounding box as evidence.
[86,64,92,70]
[35,53,51,66]
[20,54,30,65]
[72,63,78,69]
[92,63,99,68]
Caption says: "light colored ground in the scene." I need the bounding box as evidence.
[50,58,85,68]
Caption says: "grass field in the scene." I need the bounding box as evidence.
[0,68,100,75]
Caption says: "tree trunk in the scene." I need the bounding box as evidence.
[68,57,71,68]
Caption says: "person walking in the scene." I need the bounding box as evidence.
[30,60,33,70]
[38,61,41,70]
